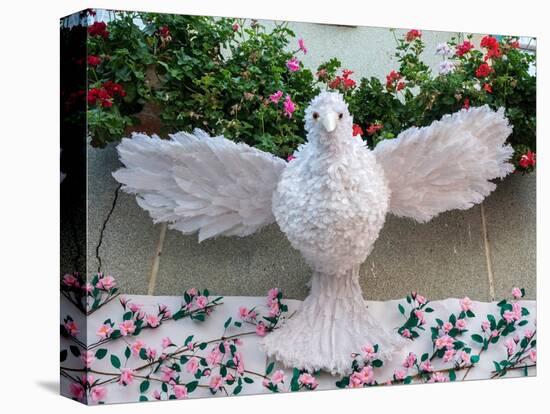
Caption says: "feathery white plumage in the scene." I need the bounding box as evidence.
[113,91,513,374]
[113,130,286,242]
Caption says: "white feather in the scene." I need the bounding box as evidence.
[373,106,514,222]
[113,130,287,241]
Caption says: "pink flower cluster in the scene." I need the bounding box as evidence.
[349,366,374,388]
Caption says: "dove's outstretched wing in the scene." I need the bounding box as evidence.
[373,106,514,222]
[113,130,287,241]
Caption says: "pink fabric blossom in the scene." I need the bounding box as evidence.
[268,301,280,317]
[269,91,283,104]
[298,38,307,54]
[64,320,79,337]
[187,287,198,296]
[147,347,157,359]
[283,95,296,118]
[529,349,537,362]
[416,294,426,305]
[298,373,318,389]
[131,340,145,355]
[349,371,365,388]
[69,383,85,400]
[481,320,490,331]
[401,328,411,338]
[271,370,286,384]
[161,366,176,382]
[429,372,448,383]
[63,274,79,287]
[511,287,522,299]
[118,369,135,386]
[90,386,107,402]
[146,314,160,328]
[173,384,188,399]
[153,390,161,400]
[394,369,407,380]
[414,310,425,325]
[96,324,113,339]
[443,322,453,333]
[460,297,473,312]
[361,366,375,385]
[361,344,377,360]
[256,321,267,337]
[186,357,200,374]
[504,338,516,356]
[161,337,173,349]
[460,351,471,364]
[209,374,223,391]
[403,352,417,368]
[420,360,434,372]
[443,349,455,363]
[96,275,116,290]
[286,57,300,72]
[233,351,245,375]
[268,288,279,300]
[195,295,208,309]
[206,348,223,365]
[81,350,95,368]
[435,335,455,350]
[525,330,534,338]
[128,302,142,313]
[455,319,467,330]
[119,320,136,336]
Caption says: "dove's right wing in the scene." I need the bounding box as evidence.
[113,131,287,242]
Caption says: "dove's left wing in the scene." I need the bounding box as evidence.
[373,106,514,222]
[113,130,287,241]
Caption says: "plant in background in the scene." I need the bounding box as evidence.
[337,30,536,172]
[85,12,317,157]
[82,11,536,172]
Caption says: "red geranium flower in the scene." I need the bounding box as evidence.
[366,123,383,135]
[88,87,112,107]
[159,25,171,39]
[406,30,422,42]
[386,70,403,91]
[480,35,502,60]
[88,22,109,39]
[462,98,470,109]
[509,40,520,49]
[482,83,493,93]
[103,81,126,97]
[328,77,341,89]
[87,56,101,66]
[519,151,536,169]
[328,69,356,90]
[475,62,493,78]
[456,40,474,57]
[352,124,364,137]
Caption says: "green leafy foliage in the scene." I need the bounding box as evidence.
[86,15,535,172]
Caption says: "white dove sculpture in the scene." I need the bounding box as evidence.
[113,91,513,375]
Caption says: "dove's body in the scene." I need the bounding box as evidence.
[273,130,389,276]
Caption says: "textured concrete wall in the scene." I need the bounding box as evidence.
[85,22,535,302]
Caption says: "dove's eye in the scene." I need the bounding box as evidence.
[312,112,319,120]
[338,113,343,120]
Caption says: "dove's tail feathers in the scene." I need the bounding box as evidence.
[113,131,287,242]
[374,105,514,222]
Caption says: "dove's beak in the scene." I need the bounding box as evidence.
[321,111,338,133]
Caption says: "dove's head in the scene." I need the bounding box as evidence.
[304,91,353,145]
